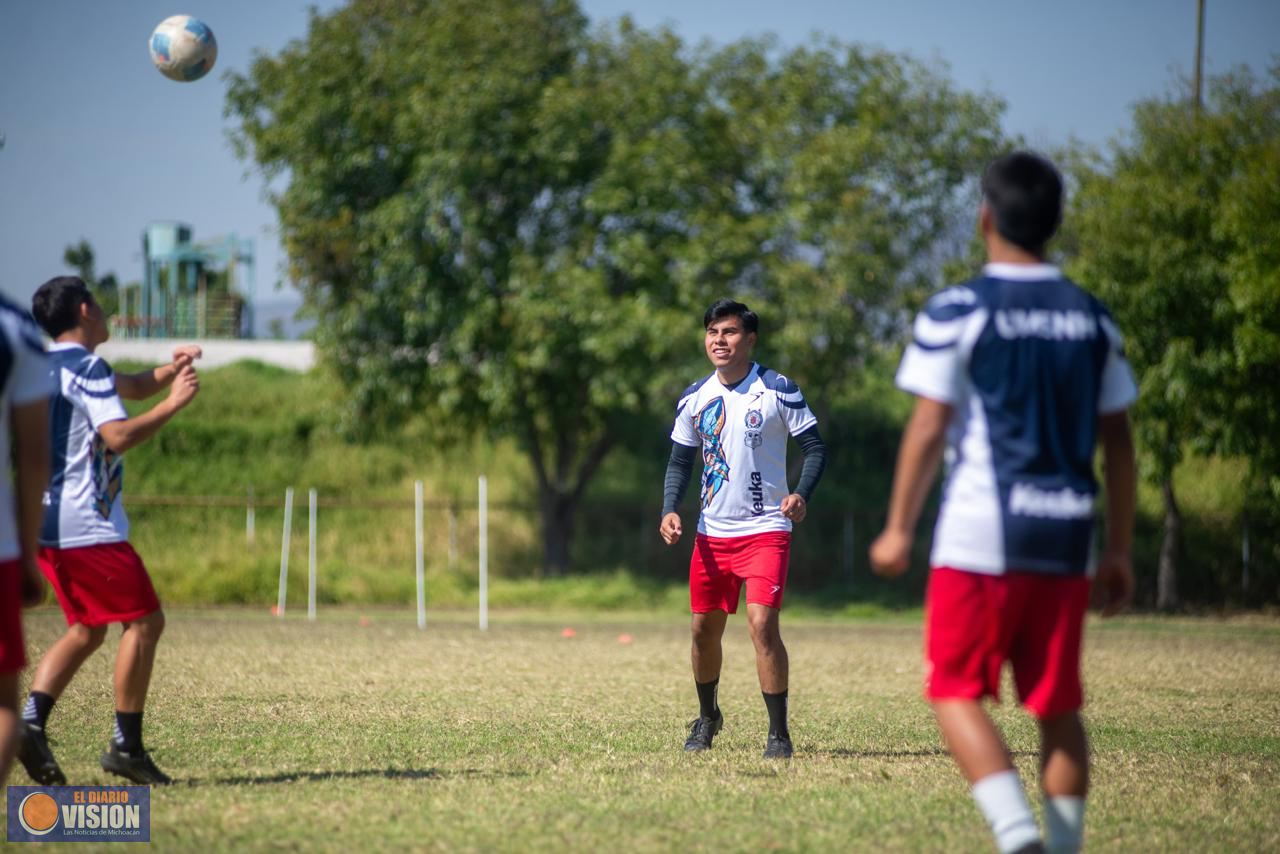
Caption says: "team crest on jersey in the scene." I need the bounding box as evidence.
[91,435,123,520]
[743,408,764,447]
[695,397,729,509]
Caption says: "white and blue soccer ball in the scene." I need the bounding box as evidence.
[149,15,217,82]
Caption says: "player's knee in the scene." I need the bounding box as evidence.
[1037,709,1085,742]
[690,615,723,648]
[73,623,108,652]
[747,616,782,650]
[131,609,166,642]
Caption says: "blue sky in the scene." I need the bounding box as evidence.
[1,1,1275,331]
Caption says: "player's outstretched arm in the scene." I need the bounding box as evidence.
[659,441,697,545]
[869,396,952,577]
[98,365,200,454]
[12,397,50,606]
[115,345,203,400]
[1097,410,1136,616]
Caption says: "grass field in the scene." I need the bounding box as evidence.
[7,608,1278,851]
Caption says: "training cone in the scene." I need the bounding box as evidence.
[561,627,577,638]
[617,634,633,645]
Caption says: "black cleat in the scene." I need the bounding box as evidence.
[762,732,793,759]
[100,744,172,785]
[17,722,67,785]
[684,713,723,752]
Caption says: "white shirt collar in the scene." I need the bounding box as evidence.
[982,262,1061,281]
[48,341,90,353]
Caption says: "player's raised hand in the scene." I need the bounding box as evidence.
[167,365,200,410]
[171,344,203,372]
[869,528,912,577]
[1094,550,1134,617]
[659,512,683,545]
[781,494,807,523]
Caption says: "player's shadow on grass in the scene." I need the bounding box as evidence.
[808,748,1038,759]
[188,768,530,787]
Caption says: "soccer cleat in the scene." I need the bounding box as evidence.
[683,713,723,752]
[17,722,67,785]
[762,732,793,759]
[100,744,173,785]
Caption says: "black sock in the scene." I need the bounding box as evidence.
[763,690,789,739]
[23,691,56,730]
[114,711,144,753]
[696,679,720,720]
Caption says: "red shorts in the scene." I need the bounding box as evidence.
[689,531,790,613]
[39,543,161,628]
[0,560,25,673]
[925,566,1090,719]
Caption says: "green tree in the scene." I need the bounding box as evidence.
[1068,66,1280,607]
[63,239,119,317]
[227,0,1004,574]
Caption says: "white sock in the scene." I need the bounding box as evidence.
[1043,795,1085,853]
[971,770,1042,853]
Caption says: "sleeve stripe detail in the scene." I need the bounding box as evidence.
[910,337,958,352]
[779,398,809,410]
[63,360,113,382]
[912,314,968,348]
[74,383,121,400]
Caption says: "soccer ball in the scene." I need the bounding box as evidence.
[149,16,217,82]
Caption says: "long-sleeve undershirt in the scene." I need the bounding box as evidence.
[661,425,828,515]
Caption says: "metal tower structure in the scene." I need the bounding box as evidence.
[138,222,256,338]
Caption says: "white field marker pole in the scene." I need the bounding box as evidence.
[478,475,489,631]
[308,489,317,622]
[448,506,458,571]
[277,487,293,617]
[246,485,256,544]
[415,480,426,630]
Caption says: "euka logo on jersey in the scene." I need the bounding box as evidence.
[7,786,150,843]
[748,472,766,516]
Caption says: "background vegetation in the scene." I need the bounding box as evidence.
[117,359,1271,609]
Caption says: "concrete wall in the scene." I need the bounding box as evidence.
[97,339,316,371]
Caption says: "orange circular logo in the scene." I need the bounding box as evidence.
[19,792,59,835]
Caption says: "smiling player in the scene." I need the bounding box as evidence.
[660,298,827,759]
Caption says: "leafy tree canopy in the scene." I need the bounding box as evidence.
[227,0,1006,572]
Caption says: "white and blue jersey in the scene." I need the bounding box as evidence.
[671,363,818,538]
[896,263,1138,576]
[40,343,131,549]
[0,296,53,562]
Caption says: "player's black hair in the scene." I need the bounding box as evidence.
[32,275,93,338]
[703,298,758,335]
[981,151,1064,256]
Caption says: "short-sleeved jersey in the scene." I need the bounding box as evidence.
[896,264,1138,577]
[40,343,131,549]
[0,295,54,562]
[671,363,818,538]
